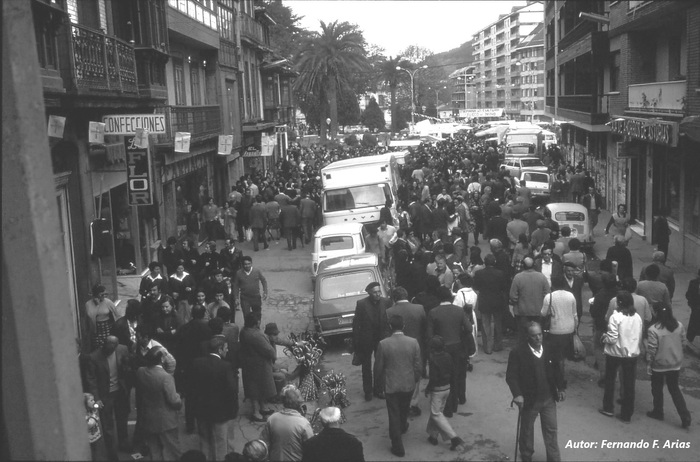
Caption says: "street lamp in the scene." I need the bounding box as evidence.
[429,85,447,111]
[396,64,428,129]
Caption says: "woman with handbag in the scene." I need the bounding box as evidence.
[541,278,578,374]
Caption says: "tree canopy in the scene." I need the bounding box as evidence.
[361,97,385,131]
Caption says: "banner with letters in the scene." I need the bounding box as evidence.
[124,136,153,206]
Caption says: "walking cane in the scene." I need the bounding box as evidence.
[511,400,522,462]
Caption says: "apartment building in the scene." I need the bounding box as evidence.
[511,23,546,122]
[546,0,700,266]
[471,1,544,119]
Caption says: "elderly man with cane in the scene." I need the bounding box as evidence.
[506,321,566,462]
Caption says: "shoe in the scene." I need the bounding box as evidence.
[646,411,664,421]
[681,418,691,429]
[617,414,631,423]
[365,393,373,402]
[409,406,421,417]
[390,446,405,457]
[118,442,132,453]
[401,422,409,434]
[597,379,605,388]
[493,346,503,352]
[458,397,466,405]
[450,437,465,451]
[616,398,624,405]
[598,409,613,417]
[374,392,385,399]
[484,350,492,355]
[444,411,453,418]
[428,436,439,446]
[250,415,267,423]
[467,363,474,372]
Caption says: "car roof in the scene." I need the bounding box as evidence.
[503,157,542,162]
[546,202,588,213]
[314,223,365,238]
[321,153,395,171]
[317,254,378,274]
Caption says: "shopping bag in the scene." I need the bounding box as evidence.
[572,331,586,361]
[245,227,253,242]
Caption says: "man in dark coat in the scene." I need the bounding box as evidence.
[280,202,303,250]
[352,282,392,401]
[386,286,427,416]
[302,407,364,462]
[161,236,184,278]
[416,198,434,242]
[473,254,509,353]
[484,211,509,246]
[490,238,513,281]
[197,241,221,282]
[605,235,634,281]
[86,336,131,460]
[506,322,566,462]
[219,238,244,279]
[249,195,269,251]
[299,192,317,244]
[189,337,238,460]
[427,287,472,417]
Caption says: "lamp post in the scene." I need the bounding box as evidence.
[429,85,446,116]
[396,64,428,129]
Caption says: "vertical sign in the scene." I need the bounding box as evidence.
[124,136,153,205]
[88,122,105,144]
[48,115,66,138]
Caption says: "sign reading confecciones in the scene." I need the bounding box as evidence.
[609,116,679,147]
[124,136,153,205]
[102,114,167,135]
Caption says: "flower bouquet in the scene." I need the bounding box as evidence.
[283,331,326,401]
[310,371,350,432]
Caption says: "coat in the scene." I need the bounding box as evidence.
[249,203,268,229]
[86,345,131,402]
[302,427,365,462]
[299,197,317,219]
[375,332,422,393]
[280,204,302,228]
[473,266,509,313]
[416,203,434,235]
[239,326,277,400]
[135,365,182,433]
[427,303,472,348]
[189,354,238,422]
[220,247,244,277]
[352,296,392,355]
[506,341,566,404]
[385,301,427,354]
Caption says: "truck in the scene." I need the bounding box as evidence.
[320,153,400,227]
[504,127,545,159]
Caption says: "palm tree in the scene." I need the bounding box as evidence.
[294,21,368,142]
[376,56,409,134]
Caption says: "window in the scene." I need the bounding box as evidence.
[190,62,201,105]
[320,271,375,300]
[173,59,186,105]
[610,51,620,91]
[323,184,391,212]
[320,236,354,252]
[77,0,100,29]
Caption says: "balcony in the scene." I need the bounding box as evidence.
[69,24,138,95]
[155,105,221,144]
[627,80,686,114]
[240,13,266,48]
[547,95,609,125]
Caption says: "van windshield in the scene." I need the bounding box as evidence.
[320,271,376,300]
[323,184,391,212]
[554,211,585,221]
[321,236,354,251]
[521,159,544,167]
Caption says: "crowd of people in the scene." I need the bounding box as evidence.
[77,130,699,462]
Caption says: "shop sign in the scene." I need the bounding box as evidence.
[609,116,678,146]
[124,136,152,205]
[458,108,504,118]
[243,145,261,157]
[275,125,287,133]
[102,114,167,135]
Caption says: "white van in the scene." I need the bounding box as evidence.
[311,223,366,279]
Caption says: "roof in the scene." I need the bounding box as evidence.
[317,254,379,274]
[314,223,365,238]
[321,153,394,172]
[546,202,588,214]
[513,23,545,51]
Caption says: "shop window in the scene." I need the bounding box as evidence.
[610,52,620,92]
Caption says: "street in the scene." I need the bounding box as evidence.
[116,210,700,461]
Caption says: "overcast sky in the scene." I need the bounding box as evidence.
[285,0,527,56]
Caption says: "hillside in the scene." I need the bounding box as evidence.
[427,39,475,77]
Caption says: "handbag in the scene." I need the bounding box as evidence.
[351,352,362,366]
[572,329,586,361]
[245,227,253,241]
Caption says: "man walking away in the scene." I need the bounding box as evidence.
[506,322,566,462]
[375,315,422,458]
[302,406,364,462]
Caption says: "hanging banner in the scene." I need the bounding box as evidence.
[261,133,276,157]
[218,135,234,155]
[124,136,153,205]
[174,132,191,153]
[134,128,149,149]
[88,122,106,144]
[102,114,167,135]
[48,115,66,139]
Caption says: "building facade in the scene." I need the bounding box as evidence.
[471,1,544,119]
[546,0,700,266]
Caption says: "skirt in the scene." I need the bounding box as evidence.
[92,319,113,350]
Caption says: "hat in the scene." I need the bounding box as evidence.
[264,322,280,335]
[365,282,381,293]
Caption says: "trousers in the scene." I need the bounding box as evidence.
[603,355,637,420]
[650,370,690,421]
[386,390,413,451]
[426,387,457,441]
[445,343,467,413]
[519,397,560,462]
[198,419,234,461]
[252,227,268,251]
[100,388,129,460]
[144,428,180,461]
[481,310,504,353]
[360,346,382,396]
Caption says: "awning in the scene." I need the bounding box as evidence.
[680,115,700,143]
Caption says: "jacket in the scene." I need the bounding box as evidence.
[506,342,566,404]
[427,303,471,347]
[509,270,550,317]
[352,296,391,354]
[302,427,364,462]
[280,204,302,228]
[385,301,427,353]
[249,202,268,229]
[603,311,643,358]
[647,322,686,372]
[262,408,314,462]
[135,365,182,433]
[473,266,509,313]
[541,290,577,335]
[86,345,131,402]
[189,353,238,422]
[375,332,422,393]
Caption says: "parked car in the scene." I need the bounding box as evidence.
[312,223,367,279]
[313,254,388,337]
[514,171,552,198]
[545,202,593,247]
[500,157,548,177]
